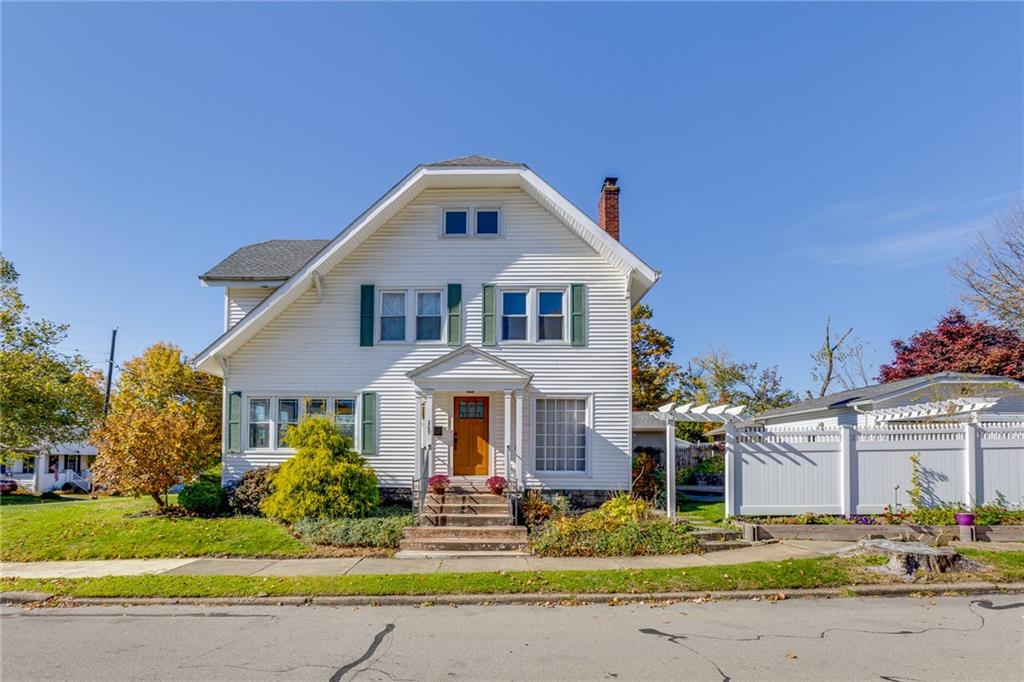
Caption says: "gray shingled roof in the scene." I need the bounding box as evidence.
[424,155,524,168]
[200,239,330,281]
[632,410,666,430]
[759,372,1014,418]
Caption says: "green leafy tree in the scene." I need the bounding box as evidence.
[0,256,102,461]
[683,348,798,415]
[261,417,380,522]
[631,304,683,410]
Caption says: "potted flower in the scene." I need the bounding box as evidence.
[486,475,507,495]
[954,511,975,526]
[427,474,450,496]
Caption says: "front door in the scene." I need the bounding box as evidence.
[452,396,489,476]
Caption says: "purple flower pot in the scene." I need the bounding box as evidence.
[954,512,975,526]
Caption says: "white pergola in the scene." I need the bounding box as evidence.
[865,397,999,423]
[655,401,750,519]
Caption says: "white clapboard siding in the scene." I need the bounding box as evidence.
[224,188,631,489]
[226,288,276,330]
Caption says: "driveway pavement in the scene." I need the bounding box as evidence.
[0,541,852,579]
[2,594,1021,680]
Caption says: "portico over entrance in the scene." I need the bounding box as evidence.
[406,345,532,499]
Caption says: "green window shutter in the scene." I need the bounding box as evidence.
[360,284,375,347]
[360,392,377,456]
[227,391,242,453]
[482,284,496,346]
[570,283,585,347]
[447,283,462,346]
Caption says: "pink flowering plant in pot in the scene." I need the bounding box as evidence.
[486,475,507,495]
[428,474,450,496]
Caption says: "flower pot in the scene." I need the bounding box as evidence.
[955,512,975,526]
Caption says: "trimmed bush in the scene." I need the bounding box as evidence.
[530,513,698,557]
[294,512,417,548]
[261,418,380,523]
[178,480,226,517]
[228,466,279,516]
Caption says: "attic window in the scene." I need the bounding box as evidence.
[443,210,468,235]
[475,209,500,235]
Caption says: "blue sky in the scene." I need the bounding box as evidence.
[3,2,1021,395]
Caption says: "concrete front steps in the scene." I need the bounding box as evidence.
[397,485,529,557]
[689,527,752,552]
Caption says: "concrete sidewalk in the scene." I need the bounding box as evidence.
[0,541,853,579]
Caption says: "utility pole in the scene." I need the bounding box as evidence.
[103,328,118,416]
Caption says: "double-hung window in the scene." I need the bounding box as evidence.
[249,398,271,448]
[380,291,407,341]
[415,291,442,341]
[534,397,588,472]
[277,399,299,448]
[334,398,356,442]
[305,398,328,418]
[537,290,565,341]
[501,291,528,341]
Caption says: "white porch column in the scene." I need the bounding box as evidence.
[424,389,435,477]
[503,389,513,481]
[839,425,854,517]
[515,389,525,489]
[414,392,424,483]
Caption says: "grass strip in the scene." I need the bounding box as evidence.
[1,557,855,598]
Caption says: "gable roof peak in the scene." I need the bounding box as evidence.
[424,155,525,168]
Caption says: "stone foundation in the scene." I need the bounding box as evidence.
[532,489,618,511]
[379,487,414,508]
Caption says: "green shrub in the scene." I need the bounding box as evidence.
[198,463,223,486]
[598,493,651,523]
[631,450,663,501]
[294,512,417,548]
[228,466,279,516]
[530,513,699,557]
[178,480,226,517]
[976,504,1024,525]
[261,417,380,523]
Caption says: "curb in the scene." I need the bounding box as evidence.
[3,582,1022,608]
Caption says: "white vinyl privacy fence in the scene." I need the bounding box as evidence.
[724,422,1024,516]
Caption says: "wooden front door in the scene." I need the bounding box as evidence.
[452,396,489,476]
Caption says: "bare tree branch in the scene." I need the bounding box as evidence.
[953,199,1024,332]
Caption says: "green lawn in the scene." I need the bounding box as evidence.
[0,556,856,598]
[0,496,310,561]
[678,499,728,526]
[0,493,92,507]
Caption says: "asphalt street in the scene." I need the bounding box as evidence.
[2,594,1022,681]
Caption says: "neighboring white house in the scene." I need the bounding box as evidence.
[750,372,1024,430]
[632,410,689,459]
[194,156,660,500]
[2,443,96,493]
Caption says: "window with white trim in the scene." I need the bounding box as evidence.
[501,291,528,341]
[537,290,565,341]
[380,291,407,341]
[334,398,356,443]
[475,208,500,235]
[249,398,271,449]
[305,398,328,418]
[277,399,299,447]
[443,209,469,235]
[415,291,442,341]
[535,397,588,472]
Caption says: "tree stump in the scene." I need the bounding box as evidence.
[855,538,984,581]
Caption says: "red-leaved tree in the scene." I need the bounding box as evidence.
[878,308,1024,382]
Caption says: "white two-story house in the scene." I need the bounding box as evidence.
[194,156,659,502]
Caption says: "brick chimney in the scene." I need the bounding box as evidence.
[597,177,620,241]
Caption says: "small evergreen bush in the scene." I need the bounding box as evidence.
[294,511,417,548]
[261,417,380,522]
[178,480,226,517]
[228,466,279,516]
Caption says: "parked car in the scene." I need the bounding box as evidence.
[0,478,19,494]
